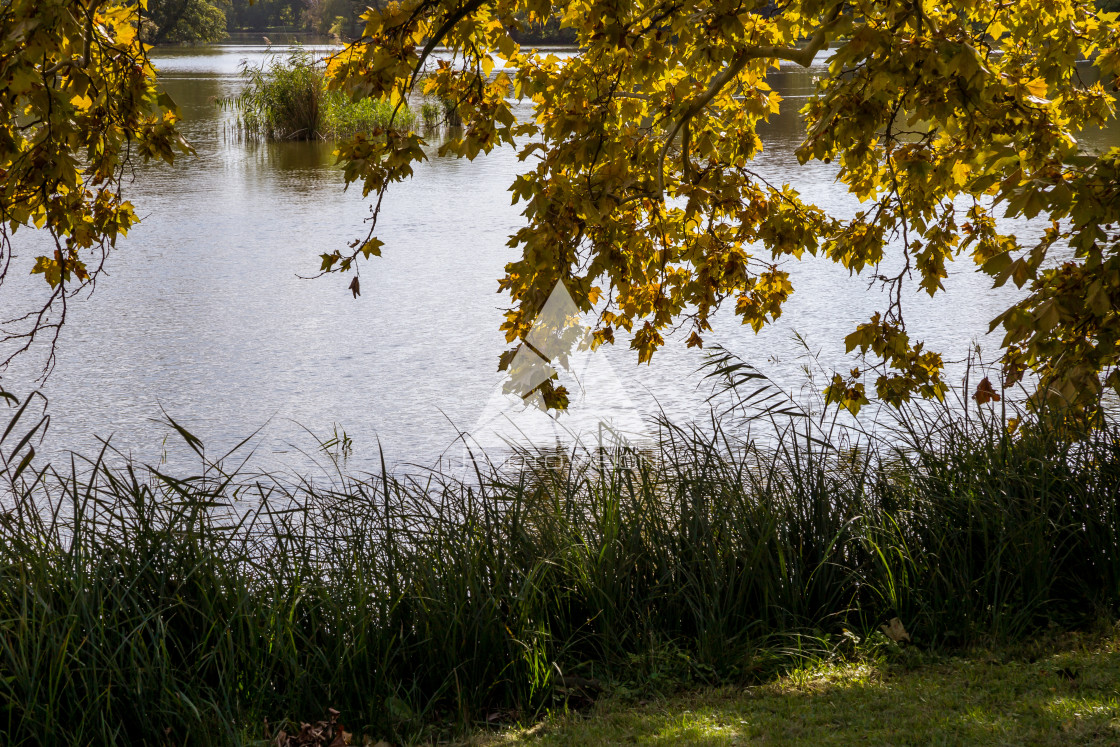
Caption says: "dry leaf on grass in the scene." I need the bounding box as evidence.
[272,707,353,746]
[880,617,912,644]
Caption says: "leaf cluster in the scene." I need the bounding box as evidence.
[0,0,189,374]
[325,0,1120,420]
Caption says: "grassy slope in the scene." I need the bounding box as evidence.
[481,633,1120,746]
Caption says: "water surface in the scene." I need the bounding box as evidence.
[3,44,1115,474]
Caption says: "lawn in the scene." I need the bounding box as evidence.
[480,632,1120,746]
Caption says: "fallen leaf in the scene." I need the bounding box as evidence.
[880,617,912,644]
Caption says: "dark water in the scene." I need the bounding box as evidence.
[2,44,1116,474]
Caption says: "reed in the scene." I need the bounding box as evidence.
[321,92,416,139]
[231,48,325,140]
[0,389,1117,744]
[227,48,418,141]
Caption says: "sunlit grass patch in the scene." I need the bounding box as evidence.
[321,91,416,139]
[778,661,881,692]
[486,634,1120,745]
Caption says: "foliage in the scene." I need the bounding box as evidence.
[324,0,1120,420]
[298,0,372,38]
[1,385,1120,743]
[507,12,575,45]
[226,0,306,34]
[142,0,229,45]
[0,0,189,376]
[292,0,577,43]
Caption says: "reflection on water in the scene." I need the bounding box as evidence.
[2,44,1116,474]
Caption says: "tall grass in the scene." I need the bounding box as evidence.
[0,388,1118,744]
[232,48,325,140]
[228,48,419,141]
[321,92,415,139]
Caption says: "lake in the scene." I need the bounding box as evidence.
[3,42,1116,476]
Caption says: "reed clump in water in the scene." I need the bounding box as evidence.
[227,48,419,141]
[0,395,1118,744]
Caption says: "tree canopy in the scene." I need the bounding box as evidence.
[0,0,189,370]
[3,0,1120,421]
[321,0,1120,418]
[143,0,230,45]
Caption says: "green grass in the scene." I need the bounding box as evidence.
[321,90,416,139]
[483,633,1120,745]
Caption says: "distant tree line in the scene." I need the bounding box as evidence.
[143,0,577,44]
[144,0,1115,46]
[142,0,230,44]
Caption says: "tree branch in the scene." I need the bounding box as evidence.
[42,0,102,75]
[408,0,490,91]
[655,4,845,200]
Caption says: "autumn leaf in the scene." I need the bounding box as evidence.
[1,0,188,365]
[326,0,1120,413]
[15,0,1117,422]
[880,617,912,644]
[973,377,1001,405]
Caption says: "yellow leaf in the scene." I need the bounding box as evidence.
[1025,77,1048,98]
[952,161,971,186]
